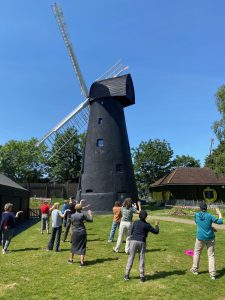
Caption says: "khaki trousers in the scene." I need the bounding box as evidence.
[192,239,216,276]
[114,221,132,253]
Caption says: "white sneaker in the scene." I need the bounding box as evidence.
[210,276,216,280]
[190,268,198,275]
[113,247,118,253]
[2,249,6,254]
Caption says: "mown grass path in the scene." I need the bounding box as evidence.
[149,215,225,230]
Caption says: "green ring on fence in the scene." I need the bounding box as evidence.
[203,187,217,203]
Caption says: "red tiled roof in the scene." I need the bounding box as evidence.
[150,167,225,187]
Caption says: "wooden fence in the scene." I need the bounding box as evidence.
[21,182,78,199]
[29,208,41,218]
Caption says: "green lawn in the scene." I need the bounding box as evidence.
[0,213,225,300]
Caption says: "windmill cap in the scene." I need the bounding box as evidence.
[89,74,135,107]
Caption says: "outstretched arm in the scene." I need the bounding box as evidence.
[15,211,23,218]
[212,208,223,224]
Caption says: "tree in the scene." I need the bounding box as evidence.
[172,155,200,168]
[205,85,225,174]
[205,141,225,175]
[213,85,225,142]
[0,138,47,182]
[47,127,84,182]
[132,139,173,197]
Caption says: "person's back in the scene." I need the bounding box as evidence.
[40,203,50,214]
[191,202,223,280]
[51,208,62,228]
[131,219,159,243]
[71,212,92,232]
[121,206,137,222]
[195,211,222,241]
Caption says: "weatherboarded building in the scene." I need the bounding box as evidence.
[150,167,225,203]
[0,173,30,220]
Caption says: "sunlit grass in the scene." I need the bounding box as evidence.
[0,213,224,300]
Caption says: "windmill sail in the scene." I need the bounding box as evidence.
[37,3,129,158]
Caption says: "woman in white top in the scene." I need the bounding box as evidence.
[113,198,141,254]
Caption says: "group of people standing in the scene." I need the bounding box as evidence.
[40,197,93,265]
[0,197,224,282]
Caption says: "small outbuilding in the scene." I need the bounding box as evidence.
[150,167,225,203]
[0,173,30,220]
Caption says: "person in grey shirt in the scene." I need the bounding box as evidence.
[47,202,67,252]
[68,203,93,266]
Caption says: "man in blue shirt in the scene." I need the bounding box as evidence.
[190,202,223,280]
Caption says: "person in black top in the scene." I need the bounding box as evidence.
[62,197,76,242]
[0,203,23,254]
[124,210,159,282]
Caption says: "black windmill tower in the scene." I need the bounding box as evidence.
[37,3,138,211]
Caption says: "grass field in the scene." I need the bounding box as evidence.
[0,211,225,300]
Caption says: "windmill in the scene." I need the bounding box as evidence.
[37,3,138,211]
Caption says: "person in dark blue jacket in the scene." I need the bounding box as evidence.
[1,203,23,254]
[190,202,223,280]
[124,210,159,282]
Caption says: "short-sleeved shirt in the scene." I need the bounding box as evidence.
[195,211,223,240]
[51,209,62,228]
[121,206,137,222]
[0,212,15,230]
[113,207,122,222]
[40,204,50,214]
[71,212,93,233]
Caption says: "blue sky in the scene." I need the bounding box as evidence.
[1,0,225,165]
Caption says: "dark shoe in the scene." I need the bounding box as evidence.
[140,277,146,282]
[124,275,130,281]
[55,249,61,252]
[68,259,73,264]
[80,262,84,267]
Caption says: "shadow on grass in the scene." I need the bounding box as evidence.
[145,248,167,253]
[12,247,42,252]
[85,257,119,266]
[199,267,225,278]
[88,238,104,242]
[134,270,186,280]
[14,218,40,237]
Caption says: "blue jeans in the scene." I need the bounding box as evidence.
[109,221,120,241]
[47,226,62,251]
[2,228,14,251]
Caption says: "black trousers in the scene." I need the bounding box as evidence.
[48,226,62,251]
[63,219,71,242]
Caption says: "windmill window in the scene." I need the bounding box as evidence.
[86,189,93,193]
[97,139,104,147]
[98,118,103,124]
[116,164,124,172]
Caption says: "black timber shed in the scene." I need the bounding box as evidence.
[0,173,30,221]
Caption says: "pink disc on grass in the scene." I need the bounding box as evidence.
[184,249,194,257]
